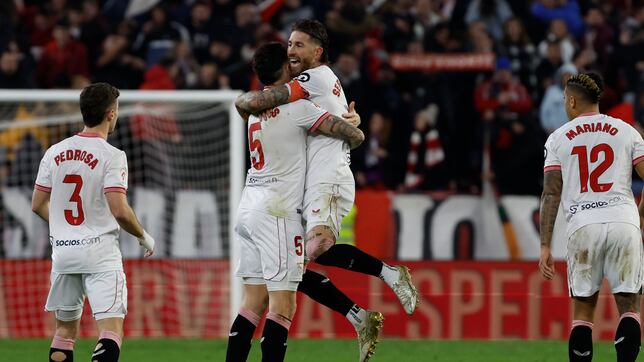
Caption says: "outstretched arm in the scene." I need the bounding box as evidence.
[539,169,562,279]
[235,80,309,115]
[315,114,365,149]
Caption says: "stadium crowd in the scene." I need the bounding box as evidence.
[0,0,642,195]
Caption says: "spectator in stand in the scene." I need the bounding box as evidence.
[535,39,563,97]
[94,29,145,90]
[475,57,533,117]
[465,0,514,41]
[538,18,576,63]
[78,0,109,73]
[530,0,584,39]
[467,21,497,53]
[500,17,538,94]
[187,0,215,64]
[355,112,391,189]
[7,132,43,187]
[614,7,644,93]
[326,2,379,57]
[132,4,188,68]
[173,41,199,89]
[540,63,577,133]
[36,18,89,88]
[332,52,365,110]
[474,57,538,195]
[583,6,615,72]
[271,0,314,40]
[0,40,35,88]
[404,104,449,191]
[194,62,229,90]
[571,46,596,74]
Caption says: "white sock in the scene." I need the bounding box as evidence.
[379,263,400,287]
[346,304,367,329]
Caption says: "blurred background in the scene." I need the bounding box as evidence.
[0,0,643,348]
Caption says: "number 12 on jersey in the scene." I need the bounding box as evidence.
[571,143,614,193]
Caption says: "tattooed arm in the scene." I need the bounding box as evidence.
[235,85,291,115]
[539,169,562,279]
[314,114,365,149]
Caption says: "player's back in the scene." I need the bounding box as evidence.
[36,132,126,273]
[296,65,354,188]
[240,99,330,219]
[544,113,644,237]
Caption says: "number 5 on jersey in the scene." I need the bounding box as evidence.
[249,121,265,170]
[571,143,614,193]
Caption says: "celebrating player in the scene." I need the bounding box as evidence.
[226,42,365,362]
[31,83,155,362]
[235,20,419,360]
[540,73,644,362]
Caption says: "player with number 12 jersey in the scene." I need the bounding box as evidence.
[543,112,644,238]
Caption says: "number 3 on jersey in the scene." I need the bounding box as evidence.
[571,143,614,193]
[63,174,84,225]
[249,121,265,170]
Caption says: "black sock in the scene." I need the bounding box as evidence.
[569,323,593,362]
[615,314,641,362]
[297,270,354,315]
[226,313,258,362]
[91,338,120,362]
[315,244,383,276]
[261,316,289,362]
[49,348,73,362]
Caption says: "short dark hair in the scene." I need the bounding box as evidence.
[252,42,288,85]
[567,72,604,104]
[292,19,329,63]
[79,83,120,127]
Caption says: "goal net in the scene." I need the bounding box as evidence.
[0,90,245,337]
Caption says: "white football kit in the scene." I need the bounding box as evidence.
[544,113,644,296]
[235,99,330,291]
[35,132,129,320]
[296,65,355,236]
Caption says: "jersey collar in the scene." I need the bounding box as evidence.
[77,132,103,138]
[578,112,599,117]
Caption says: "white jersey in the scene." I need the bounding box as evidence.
[544,113,644,237]
[240,99,330,219]
[296,65,354,188]
[35,132,128,273]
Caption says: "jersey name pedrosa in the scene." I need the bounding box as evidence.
[34,133,128,273]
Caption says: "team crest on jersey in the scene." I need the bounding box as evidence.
[296,72,310,82]
[121,168,127,182]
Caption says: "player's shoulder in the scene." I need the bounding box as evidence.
[294,65,335,84]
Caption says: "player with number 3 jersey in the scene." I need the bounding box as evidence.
[540,73,644,362]
[32,83,154,362]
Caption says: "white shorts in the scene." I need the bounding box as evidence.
[567,223,644,297]
[235,209,305,291]
[303,184,354,237]
[45,270,128,321]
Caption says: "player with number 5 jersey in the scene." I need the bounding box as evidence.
[540,73,644,362]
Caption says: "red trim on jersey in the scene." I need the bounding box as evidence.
[104,186,127,194]
[77,132,102,138]
[34,183,52,193]
[308,112,331,133]
[544,165,561,172]
[633,155,644,166]
[579,112,599,117]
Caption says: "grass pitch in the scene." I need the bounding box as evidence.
[1,338,622,361]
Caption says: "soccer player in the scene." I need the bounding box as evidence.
[540,73,643,362]
[227,42,365,362]
[235,19,418,357]
[31,83,155,362]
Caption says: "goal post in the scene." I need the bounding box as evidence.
[0,89,245,329]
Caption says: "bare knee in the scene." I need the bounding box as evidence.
[573,294,599,322]
[55,320,79,340]
[242,284,269,316]
[268,291,297,320]
[615,293,640,315]
[305,228,335,262]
